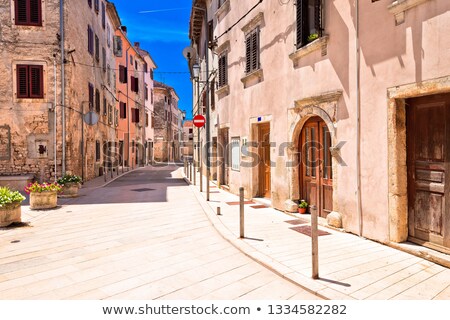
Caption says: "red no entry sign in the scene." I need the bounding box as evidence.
[193,115,206,128]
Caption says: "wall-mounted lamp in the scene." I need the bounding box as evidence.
[192,63,200,80]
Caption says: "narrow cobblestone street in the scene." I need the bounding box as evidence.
[0,165,318,300]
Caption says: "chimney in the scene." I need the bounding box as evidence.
[134,42,140,48]
[121,26,127,34]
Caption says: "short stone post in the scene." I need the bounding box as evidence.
[310,204,319,279]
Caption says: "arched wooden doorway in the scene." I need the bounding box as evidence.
[299,117,333,218]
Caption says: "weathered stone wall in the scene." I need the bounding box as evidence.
[65,0,118,180]
[0,0,61,182]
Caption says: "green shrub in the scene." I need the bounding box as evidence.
[0,187,26,207]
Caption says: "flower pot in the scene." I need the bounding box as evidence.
[59,182,81,198]
[30,191,58,210]
[298,207,307,214]
[0,202,22,227]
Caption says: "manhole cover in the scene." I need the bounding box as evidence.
[131,188,155,192]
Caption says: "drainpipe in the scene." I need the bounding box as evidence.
[54,59,57,181]
[126,46,131,169]
[60,0,66,174]
[356,0,363,237]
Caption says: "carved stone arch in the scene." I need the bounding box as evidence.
[285,91,342,212]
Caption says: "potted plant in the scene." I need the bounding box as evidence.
[307,33,319,43]
[57,174,82,198]
[0,187,26,227]
[298,199,308,214]
[25,182,62,210]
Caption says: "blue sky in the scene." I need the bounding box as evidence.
[112,0,193,119]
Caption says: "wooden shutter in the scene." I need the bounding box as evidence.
[296,0,307,48]
[132,108,139,123]
[95,89,100,112]
[219,53,227,87]
[251,29,259,72]
[88,25,93,54]
[130,76,135,92]
[103,97,107,115]
[210,80,215,110]
[101,2,106,29]
[29,0,41,25]
[120,102,126,118]
[95,35,99,61]
[88,83,94,108]
[17,65,29,98]
[245,34,251,74]
[29,65,43,98]
[314,0,323,37]
[16,0,28,24]
[15,0,41,26]
[134,77,139,93]
[102,47,106,71]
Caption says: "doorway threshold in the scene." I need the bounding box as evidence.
[388,241,450,269]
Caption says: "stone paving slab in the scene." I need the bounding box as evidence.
[188,171,450,300]
[0,166,318,300]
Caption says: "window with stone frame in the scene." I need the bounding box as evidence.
[15,0,42,26]
[245,28,260,74]
[114,108,119,127]
[16,64,43,99]
[296,0,323,49]
[218,52,228,88]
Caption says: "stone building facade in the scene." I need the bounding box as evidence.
[189,0,450,254]
[135,43,157,165]
[182,120,194,159]
[153,81,181,162]
[0,0,62,182]
[0,0,157,184]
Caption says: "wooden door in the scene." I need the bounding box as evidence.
[300,117,333,218]
[259,123,271,198]
[407,94,450,253]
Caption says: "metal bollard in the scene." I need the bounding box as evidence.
[190,161,193,182]
[217,206,221,216]
[104,167,107,182]
[184,158,187,176]
[239,187,245,238]
[193,159,196,186]
[310,204,319,279]
[110,166,113,179]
